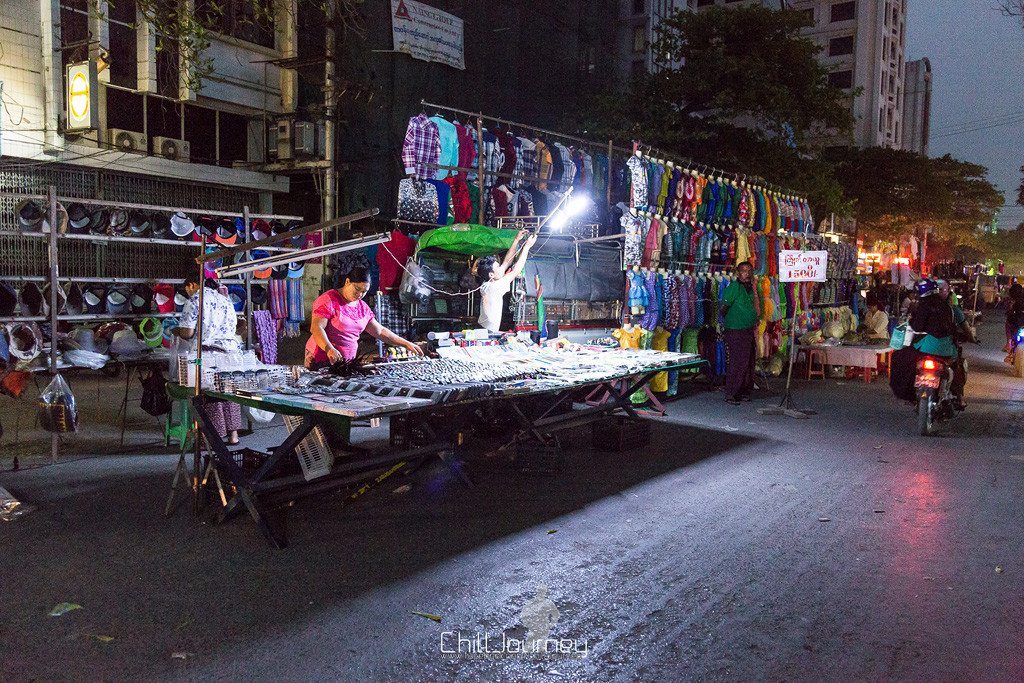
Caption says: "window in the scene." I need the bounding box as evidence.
[196,0,275,49]
[632,26,646,54]
[831,1,856,22]
[156,38,181,99]
[107,0,137,89]
[218,111,248,163]
[878,109,884,132]
[59,0,89,74]
[696,0,715,6]
[105,88,144,136]
[633,0,645,15]
[184,104,217,164]
[828,35,854,56]
[828,70,853,89]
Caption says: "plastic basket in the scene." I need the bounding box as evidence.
[282,415,334,481]
[513,435,563,474]
[591,417,651,452]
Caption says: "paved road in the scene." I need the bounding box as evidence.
[2,322,1023,681]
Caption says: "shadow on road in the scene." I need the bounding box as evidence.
[0,420,763,679]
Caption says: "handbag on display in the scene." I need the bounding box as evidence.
[397,178,439,223]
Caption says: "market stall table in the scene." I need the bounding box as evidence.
[799,343,893,383]
[187,348,705,547]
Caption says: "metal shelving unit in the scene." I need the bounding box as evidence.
[0,186,310,463]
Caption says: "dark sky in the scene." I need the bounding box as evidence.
[906,0,1024,228]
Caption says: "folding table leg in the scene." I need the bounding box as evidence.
[240,488,287,549]
[164,450,192,517]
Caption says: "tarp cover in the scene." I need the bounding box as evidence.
[523,239,622,302]
[417,224,518,257]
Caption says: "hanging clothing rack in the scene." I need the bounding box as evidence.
[420,100,629,155]
[417,102,807,203]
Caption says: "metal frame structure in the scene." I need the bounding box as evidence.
[191,356,705,548]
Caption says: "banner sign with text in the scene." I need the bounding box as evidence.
[391,0,465,70]
[779,250,828,282]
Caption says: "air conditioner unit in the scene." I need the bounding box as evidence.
[294,121,316,156]
[153,136,190,162]
[107,128,146,154]
[276,119,293,160]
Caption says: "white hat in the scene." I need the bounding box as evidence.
[109,329,149,356]
[169,211,196,238]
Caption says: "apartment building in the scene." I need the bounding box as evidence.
[902,57,932,155]
[617,0,923,150]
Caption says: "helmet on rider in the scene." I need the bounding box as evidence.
[915,279,939,298]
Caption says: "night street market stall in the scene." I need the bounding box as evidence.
[176,215,704,547]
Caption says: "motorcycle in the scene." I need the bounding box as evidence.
[915,354,956,436]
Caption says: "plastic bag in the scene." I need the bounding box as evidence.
[37,373,78,433]
[398,258,433,306]
[139,368,171,417]
[889,324,906,350]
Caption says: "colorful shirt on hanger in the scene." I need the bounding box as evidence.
[402,114,440,180]
[428,116,459,181]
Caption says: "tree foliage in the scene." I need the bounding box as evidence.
[576,5,854,214]
[827,147,1003,248]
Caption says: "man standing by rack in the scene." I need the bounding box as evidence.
[720,261,758,405]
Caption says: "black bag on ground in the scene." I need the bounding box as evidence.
[889,347,918,402]
[139,368,171,417]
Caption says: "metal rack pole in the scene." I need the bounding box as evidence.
[243,206,253,351]
[47,186,60,463]
[476,116,485,225]
[193,236,207,514]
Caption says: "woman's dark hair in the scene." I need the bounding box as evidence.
[184,274,218,290]
[476,256,498,283]
[342,266,371,285]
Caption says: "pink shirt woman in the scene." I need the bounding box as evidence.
[305,266,422,369]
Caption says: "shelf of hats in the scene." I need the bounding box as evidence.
[0,192,311,382]
[616,143,859,395]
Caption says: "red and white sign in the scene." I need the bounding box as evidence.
[391,0,465,70]
[779,250,828,282]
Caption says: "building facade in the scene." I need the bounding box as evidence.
[0,0,302,212]
[901,57,932,155]
[788,0,908,149]
[618,0,923,151]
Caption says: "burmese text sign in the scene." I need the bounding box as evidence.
[779,250,828,283]
[391,0,465,70]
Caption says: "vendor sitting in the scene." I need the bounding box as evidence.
[476,229,538,333]
[305,265,422,370]
[860,298,890,341]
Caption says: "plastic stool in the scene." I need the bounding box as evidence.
[806,350,827,380]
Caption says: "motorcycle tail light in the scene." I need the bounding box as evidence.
[921,358,938,371]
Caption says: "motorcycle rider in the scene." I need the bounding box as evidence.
[910,279,965,408]
[937,279,978,406]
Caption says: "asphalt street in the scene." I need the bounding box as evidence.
[2,321,1023,681]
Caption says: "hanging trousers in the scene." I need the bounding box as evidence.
[723,327,756,399]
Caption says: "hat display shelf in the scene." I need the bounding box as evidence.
[0,189,305,325]
[0,186,309,465]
